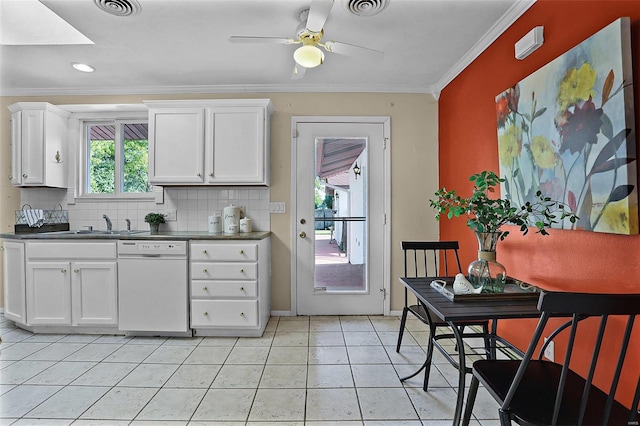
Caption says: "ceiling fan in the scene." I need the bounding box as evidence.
[229,0,383,79]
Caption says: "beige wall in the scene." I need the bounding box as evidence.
[0,92,439,313]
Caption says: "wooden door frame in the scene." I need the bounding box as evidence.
[290,116,391,316]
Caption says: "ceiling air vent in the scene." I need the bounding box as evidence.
[342,0,390,17]
[94,0,141,17]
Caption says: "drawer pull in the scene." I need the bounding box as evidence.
[202,250,207,254]
[73,269,80,273]
[239,269,244,273]
[240,312,244,317]
[61,269,67,273]
[239,250,244,254]
[22,173,28,178]
[203,286,208,291]
[203,312,208,316]
[209,172,214,177]
[203,269,208,273]
[240,286,244,291]
[197,173,202,177]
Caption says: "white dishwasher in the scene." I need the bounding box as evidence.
[118,240,189,335]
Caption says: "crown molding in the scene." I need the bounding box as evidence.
[1,82,437,97]
[435,0,536,93]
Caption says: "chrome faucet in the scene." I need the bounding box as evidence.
[125,218,131,232]
[103,214,112,231]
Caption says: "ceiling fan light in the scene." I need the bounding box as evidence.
[294,45,324,68]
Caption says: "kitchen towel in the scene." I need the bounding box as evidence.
[25,209,45,227]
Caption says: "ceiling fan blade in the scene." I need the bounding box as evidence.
[291,64,307,80]
[324,40,384,58]
[306,0,334,33]
[228,36,295,44]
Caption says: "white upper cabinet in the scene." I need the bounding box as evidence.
[145,99,272,186]
[8,102,70,188]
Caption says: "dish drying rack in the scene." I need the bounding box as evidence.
[14,204,70,233]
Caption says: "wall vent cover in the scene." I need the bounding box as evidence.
[342,0,390,17]
[94,0,141,17]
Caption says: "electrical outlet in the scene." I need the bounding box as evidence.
[164,209,177,221]
[543,337,555,362]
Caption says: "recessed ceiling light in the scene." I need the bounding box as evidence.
[72,63,95,73]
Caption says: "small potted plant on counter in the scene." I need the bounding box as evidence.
[144,212,166,234]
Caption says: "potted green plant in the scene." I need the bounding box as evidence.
[429,170,578,292]
[144,212,166,234]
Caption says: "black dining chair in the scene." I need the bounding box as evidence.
[396,240,491,391]
[462,291,640,426]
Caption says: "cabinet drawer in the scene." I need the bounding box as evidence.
[190,243,257,262]
[191,300,258,327]
[27,242,116,260]
[191,262,257,280]
[191,280,257,298]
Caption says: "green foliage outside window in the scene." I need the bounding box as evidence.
[89,139,150,194]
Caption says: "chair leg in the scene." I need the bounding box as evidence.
[461,375,479,426]
[499,408,512,425]
[396,307,409,353]
[422,322,437,391]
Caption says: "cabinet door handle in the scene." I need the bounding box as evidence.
[239,269,244,273]
[22,173,28,178]
[197,173,202,177]
[239,250,244,254]
[202,250,207,254]
[239,286,245,291]
[203,312,208,316]
[73,269,80,273]
[209,172,214,177]
[240,312,245,317]
[203,269,208,273]
[61,269,67,273]
[203,286,208,291]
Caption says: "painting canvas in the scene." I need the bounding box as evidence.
[496,17,637,235]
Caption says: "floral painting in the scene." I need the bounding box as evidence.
[496,17,637,235]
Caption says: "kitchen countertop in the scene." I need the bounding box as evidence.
[0,230,271,241]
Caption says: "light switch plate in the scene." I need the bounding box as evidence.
[164,209,177,221]
[270,202,286,214]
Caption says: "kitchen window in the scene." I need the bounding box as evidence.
[81,119,152,198]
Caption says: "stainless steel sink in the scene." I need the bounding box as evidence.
[42,229,146,235]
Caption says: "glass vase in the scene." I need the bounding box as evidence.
[468,231,507,293]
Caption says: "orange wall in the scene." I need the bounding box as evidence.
[438,0,640,407]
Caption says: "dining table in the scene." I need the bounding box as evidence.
[398,276,545,426]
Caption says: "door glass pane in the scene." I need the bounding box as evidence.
[122,123,151,193]
[314,138,367,292]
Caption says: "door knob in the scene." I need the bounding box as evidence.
[299,231,306,238]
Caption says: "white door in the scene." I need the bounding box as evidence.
[293,118,390,315]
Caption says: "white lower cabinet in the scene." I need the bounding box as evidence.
[190,238,270,336]
[2,241,26,324]
[25,242,118,328]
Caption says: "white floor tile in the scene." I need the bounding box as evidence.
[164,364,221,388]
[276,320,309,332]
[308,346,349,364]
[0,384,62,418]
[24,386,109,419]
[307,364,354,388]
[351,364,403,388]
[272,332,309,347]
[24,343,86,361]
[142,344,195,364]
[1,360,56,384]
[235,333,274,347]
[0,343,51,361]
[25,361,96,385]
[305,388,361,421]
[225,346,271,364]
[135,388,206,421]
[198,336,238,346]
[192,388,256,421]
[102,344,158,363]
[0,384,16,396]
[211,364,264,388]
[71,420,130,425]
[259,365,307,388]
[343,332,382,346]
[71,362,137,386]
[22,334,67,343]
[340,318,375,332]
[117,363,179,387]
[248,388,306,422]
[184,346,233,364]
[63,343,123,362]
[309,331,345,346]
[11,419,73,425]
[266,346,307,364]
[405,386,458,420]
[80,386,157,420]
[356,387,419,421]
[347,346,391,364]
[57,335,99,344]
[385,345,427,365]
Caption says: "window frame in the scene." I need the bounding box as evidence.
[73,108,153,201]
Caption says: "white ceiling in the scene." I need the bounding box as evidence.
[0,0,535,97]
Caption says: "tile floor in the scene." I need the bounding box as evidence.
[0,314,501,425]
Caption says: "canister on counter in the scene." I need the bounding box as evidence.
[223,205,240,234]
[240,218,253,233]
[208,212,222,233]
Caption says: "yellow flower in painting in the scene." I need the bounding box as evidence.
[499,123,522,167]
[557,63,597,111]
[531,135,558,169]
[598,200,638,234]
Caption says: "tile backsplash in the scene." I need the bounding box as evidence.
[19,187,271,233]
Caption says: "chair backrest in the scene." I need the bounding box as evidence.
[401,241,462,278]
[505,291,640,426]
